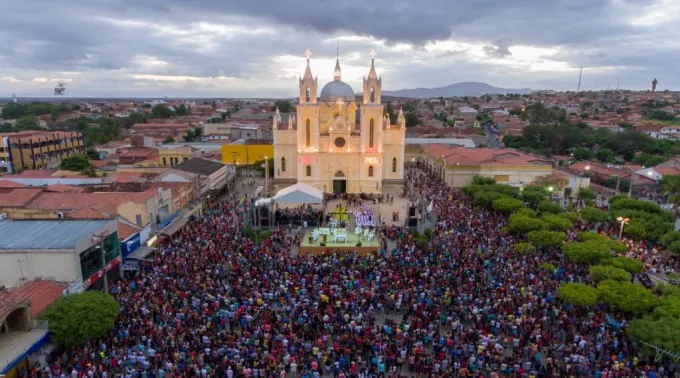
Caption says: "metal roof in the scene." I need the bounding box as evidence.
[0,220,112,250]
[319,80,356,103]
[405,138,476,148]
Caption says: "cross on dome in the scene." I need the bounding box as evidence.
[335,97,345,109]
[369,49,376,60]
[305,49,312,60]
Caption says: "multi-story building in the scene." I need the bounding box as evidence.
[159,145,199,167]
[0,131,85,174]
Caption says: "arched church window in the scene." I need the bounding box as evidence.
[369,87,375,103]
[392,157,397,172]
[306,165,312,177]
[305,87,311,102]
[369,119,375,148]
[281,157,286,172]
[305,119,311,147]
[368,166,374,177]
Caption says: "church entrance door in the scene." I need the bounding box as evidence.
[333,171,347,194]
[333,179,346,194]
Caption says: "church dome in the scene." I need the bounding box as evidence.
[319,80,355,103]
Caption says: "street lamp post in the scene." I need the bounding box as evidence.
[264,156,269,198]
[617,216,629,240]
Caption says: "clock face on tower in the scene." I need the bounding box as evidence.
[334,137,346,148]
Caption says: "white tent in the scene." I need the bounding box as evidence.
[273,183,324,204]
[255,197,273,206]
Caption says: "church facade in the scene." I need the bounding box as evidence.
[273,52,405,194]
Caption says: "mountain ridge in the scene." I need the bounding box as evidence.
[381,81,532,98]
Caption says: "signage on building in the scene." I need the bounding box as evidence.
[121,232,141,259]
[84,255,121,287]
[159,210,181,230]
[63,280,85,296]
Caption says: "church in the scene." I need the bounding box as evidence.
[273,51,405,194]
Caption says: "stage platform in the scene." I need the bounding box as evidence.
[299,231,381,256]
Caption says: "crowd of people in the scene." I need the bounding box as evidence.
[28,170,679,378]
[274,206,323,227]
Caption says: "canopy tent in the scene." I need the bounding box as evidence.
[273,183,324,204]
[255,197,273,206]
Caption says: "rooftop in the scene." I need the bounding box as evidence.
[406,137,476,148]
[173,157,225,176]
[0,219,112,250]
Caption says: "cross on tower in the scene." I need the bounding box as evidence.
[369,49,377,60]
[335,97,345,109]
[305,49,312,60]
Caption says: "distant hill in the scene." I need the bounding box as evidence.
[382,82,532,98]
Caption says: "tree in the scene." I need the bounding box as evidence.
[175,104,189,116]
[151,104,174,118]
[538,200,562,214]
[595,148,615,163]
[86,149,100,160]
[492,197,523,213]
[589,265,631,282]
[563,240,612,264]
[472,176,496,185]
[60,155,90,171]
[597,280,658,314]
[633,154,666,168]
[572,147,592,160]
[509,214,549,233]
[577,188,597,205]
[163,136,175,144]
[558,283,598,307]
[527,230,567,248]
[651,296,680,320]
[514,242,536,255]
[629,317,680,357]
[273,100,293,113]
[580,206,609,222]
[521,186,548,207]
[16,115,41,130]
[515,208,537,218]
[40,291,120,347]
[541,213,573,231]
[602,257,644,274]
[184,129,196,142]
[660,174,680,207]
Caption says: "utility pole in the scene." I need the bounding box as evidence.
[264,155,269,198]
[616,78,620,91]
[577,68,583,92]
[16,257,25,283]
[231,152,239,179]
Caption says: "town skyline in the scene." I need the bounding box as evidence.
[1,0,679,97]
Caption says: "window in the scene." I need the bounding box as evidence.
[136,214,143,225]
[334,137,346,148]
[305,119,311,147]
[368,166,374,177]
[369,87,375,103]
[392,157,397,172]
[162,157,167,166]
[183,157,188,162]
[305,87,311,102]
[281,157,286,172]
[369,119,375,148]
[306,165,312,177]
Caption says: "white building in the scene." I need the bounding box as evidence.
[0,219,120,289]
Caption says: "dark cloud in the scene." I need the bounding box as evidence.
[0,0,677,96]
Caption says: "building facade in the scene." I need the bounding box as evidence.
[0,131,85,174]
[273,53,405,194]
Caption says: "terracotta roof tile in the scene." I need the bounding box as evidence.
[0,180,27,189]
[67,207,111,220]
[655,166,680,176]
[117,220,141,240]
[0,188,43,207]
[15,280,66,317]
[45,184,84,193]
[0,289,29,319]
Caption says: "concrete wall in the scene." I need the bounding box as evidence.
[0,251,77,287]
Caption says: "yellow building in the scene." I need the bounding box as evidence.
[0,131,85,173]
[220,144,274,167]
[159,145,199,167]
[418,145,552,187]
[272,51,405,194]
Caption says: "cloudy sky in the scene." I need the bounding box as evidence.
[1,0,678,98]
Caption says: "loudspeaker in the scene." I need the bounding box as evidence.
[408,218,418,227]
[409,207,416,217]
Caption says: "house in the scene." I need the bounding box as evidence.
[164,158,229,197]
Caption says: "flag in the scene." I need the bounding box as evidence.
[426,200,434,213]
